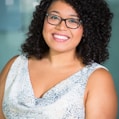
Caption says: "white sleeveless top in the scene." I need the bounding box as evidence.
[2,55,107,119]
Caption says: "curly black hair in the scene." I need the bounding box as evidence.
[21,0,113,65]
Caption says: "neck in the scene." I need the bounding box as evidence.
[47,50,82,67]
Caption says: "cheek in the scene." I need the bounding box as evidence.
[42,20,53,38]
[43,21,48,34]
[73,27,83,43]
[42,21,50,40]
[42,21,54,46]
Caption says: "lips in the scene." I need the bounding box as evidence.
[53,33,69,41]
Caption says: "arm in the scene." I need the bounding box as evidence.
[85,68,118,119]
[0,56,18,119]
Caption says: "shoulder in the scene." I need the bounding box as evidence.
[0,55,19,82]
[84,65,118,119]
[87,66,114,90]
[85,63,108,78]
[0,55,19,118]
[85,64,116,96]
[0,55,27,82]
[86,63,117,100]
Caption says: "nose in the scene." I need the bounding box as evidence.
[56,20,67,30]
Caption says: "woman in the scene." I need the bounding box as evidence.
[0,0,117,118]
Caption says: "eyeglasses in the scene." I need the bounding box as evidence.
[45,13,82,29]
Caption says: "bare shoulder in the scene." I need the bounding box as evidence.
[85,68,118,119]
[0,55,19,94]
[0,55,18,81]
[88,68,115,88]
[0,55,18,119]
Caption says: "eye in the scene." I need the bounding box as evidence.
[68,18,79,24]
[49,14,60,20]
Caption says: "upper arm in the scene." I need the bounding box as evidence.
[85,68,118,119]
[0,55,18,118]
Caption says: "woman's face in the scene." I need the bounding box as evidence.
[43,0,83,54]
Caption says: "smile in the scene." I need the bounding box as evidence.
[53,34,69,41]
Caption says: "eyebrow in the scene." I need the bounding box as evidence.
[48,10,79,18]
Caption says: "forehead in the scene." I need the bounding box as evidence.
[47,1,78,16]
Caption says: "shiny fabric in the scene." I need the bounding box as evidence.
[2,55,107,119]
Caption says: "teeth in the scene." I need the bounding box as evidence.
[54,34,68,40]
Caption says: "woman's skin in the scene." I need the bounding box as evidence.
[0,1,117,119]
[30,1,117,118]
[30,0,84,99]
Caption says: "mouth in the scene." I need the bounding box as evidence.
[52,33,69,42]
